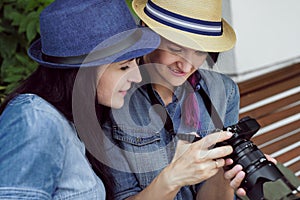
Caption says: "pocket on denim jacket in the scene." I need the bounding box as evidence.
[112,124,169,187]
[112,124,162,152]
[112,125,161,146]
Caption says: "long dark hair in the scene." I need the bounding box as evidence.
[0,65,114,199]
[0,66,77,117]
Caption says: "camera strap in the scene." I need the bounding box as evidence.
[147,82,224,136]
[147,84,175,135]
[197,85,224,129]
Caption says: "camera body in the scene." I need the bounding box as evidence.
[216,116,284,200]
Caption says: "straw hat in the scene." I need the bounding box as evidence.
[132,0,236,52]
[28,0,160,68]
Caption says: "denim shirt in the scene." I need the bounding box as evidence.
[101,69,240,200]
[0,94,105,200]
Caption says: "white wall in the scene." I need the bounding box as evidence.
[220,0,300,82]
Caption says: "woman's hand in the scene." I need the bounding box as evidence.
[224,154,277,196]
[163,131,234,190]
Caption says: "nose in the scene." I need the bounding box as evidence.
[128,59,142,83]
[177,56,194,73]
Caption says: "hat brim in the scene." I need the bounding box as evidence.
[28,27,160,68]
[132,0,236,52]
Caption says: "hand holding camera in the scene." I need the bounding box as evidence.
[169,131,234,188]
[215,116,284,200]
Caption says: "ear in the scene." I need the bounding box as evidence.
[140,20,147,27]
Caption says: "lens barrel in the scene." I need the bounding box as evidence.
[217,117,284,200]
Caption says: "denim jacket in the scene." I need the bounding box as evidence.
[101,69,240,200]
[0,94,105,200]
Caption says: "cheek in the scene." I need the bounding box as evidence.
[194,54,208,67]
[148,51,175,66]
[96,81,105,104]
[96,74,125,107]
[96,78,112,105]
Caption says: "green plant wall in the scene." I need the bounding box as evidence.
[0,0,53,103]
[0,0,137,104]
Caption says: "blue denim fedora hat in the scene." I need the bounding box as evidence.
[28,0,160,68]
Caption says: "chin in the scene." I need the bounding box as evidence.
[170,80,186,87]
[111,101,124,109]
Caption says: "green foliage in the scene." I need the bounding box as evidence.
[125,0,139,20]
[0,0,53,103]
[125,0,134,14]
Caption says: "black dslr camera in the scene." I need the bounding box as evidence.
[215,116,284,200]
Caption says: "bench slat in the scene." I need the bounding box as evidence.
[252,120,300,145]
[240,75,300,107]
[257,104,300,127]
[238,63,300,95]
[288,161,300,175]
[240,93,300,119]
[238,64,300,178]
[260,131,300,154]
[276,146,300,163]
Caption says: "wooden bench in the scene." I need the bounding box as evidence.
[238,63,300,179]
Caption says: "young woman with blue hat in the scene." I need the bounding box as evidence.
[98,0,277,199]
[0,0,160,199]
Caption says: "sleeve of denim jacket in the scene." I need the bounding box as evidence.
[221,73,240,128]
[105,165,142,200]
[194,72,240,196]
[0,96,66,199]
[198,69,240,129]
[222,76,240,200]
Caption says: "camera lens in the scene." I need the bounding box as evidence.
[218,117,284,200]
[231,140,265,175]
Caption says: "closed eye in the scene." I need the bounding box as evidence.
[120,66,129,70]
[195,51,207,57]
[119,58,135,70]
[168,46,182,53]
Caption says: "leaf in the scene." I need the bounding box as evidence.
[4,66,25,74]
[0,85,7,91]
[3,74,23,83]
[24,61,38,74]
[0,0,53,94]
[5,82,20,94]
[26,20,37,42]
[25,1,39,12]
[15,53,32,66]
[1,58,18,75]
[18,11,38,34]
[10,12,23,26]
[3,4,14,20]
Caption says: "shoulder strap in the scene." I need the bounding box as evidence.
[147,84,175,135]
[197,86,224,129]
[147,81,224,135]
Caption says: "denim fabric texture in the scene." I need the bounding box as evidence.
[101,69,240,200]
[0,94,105,199]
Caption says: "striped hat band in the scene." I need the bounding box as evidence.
[144,0,223,36]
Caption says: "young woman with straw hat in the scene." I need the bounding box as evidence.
[0,0,160,199]
[97,0,274,199]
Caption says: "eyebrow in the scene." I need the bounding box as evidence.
[169,43,205,53]
[167,41,181,47]
[168,44,181,49]
[119,58,134,65]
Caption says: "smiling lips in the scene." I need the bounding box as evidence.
[119,86,131,97]
[168,67,188,77]
[119,90,127,96]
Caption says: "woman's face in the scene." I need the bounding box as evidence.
[143,38,207,89]
[96,59,141,109]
